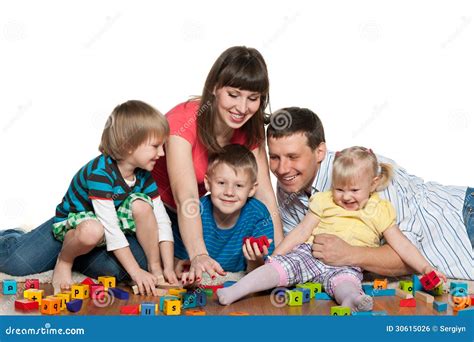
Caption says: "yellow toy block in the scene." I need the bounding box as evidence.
[98,276,116,290]
[56,292,71,302]
[296,282,322,298]
[24,289,44,304]
[163,299,181,315]
[373,279,388,290]
[71,284,89,299]
[287,290,303,306]
[168,288,187,298]
[47,296,66,311]
[41,297,61,315]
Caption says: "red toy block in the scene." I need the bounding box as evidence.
[242,236,270,253]
[120,305,140,315]
[90,285,105,300]
[81,277,96,286]
[400,298,417,307]
[24,279,39,290]
[202,284,223,294]
[420,271,440,291]
[15,299,39,311]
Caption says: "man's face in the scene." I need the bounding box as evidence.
[268,133,326,193]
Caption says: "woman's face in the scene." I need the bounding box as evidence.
[214,86,261,130]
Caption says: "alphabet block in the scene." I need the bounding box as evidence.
[295,288,311,303]
[41,297,61,315]
[55,292,71,302]
[47,296,66,311]
[90,284,105,300]
[164,299,181,315]
[399,280,413,293]
[71,284,88,299]
[15,299,39,311]
[140,302,157,316]
[420,271,440,291]
[3,280,17,295]
[24,289,44,304]
[196,292,207,307]
[66,299,82,313]
[450,282,468,294]
[296,282,322,298]
[287,290,303,306]
[183,292,197,309]
[159,296,180,311]
[169,288,187,298]
[330,306,351,316]
[97,276,116,290]
[24,279,39,290]
[373,279,388,290]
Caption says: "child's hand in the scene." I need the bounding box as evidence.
[423,266,447,284]
[243,238,273,261]
[130,269,159,296]
[163,267,179,285]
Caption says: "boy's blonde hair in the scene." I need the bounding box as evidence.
[99,100,169,160]
[332,146,393,192]
[207,144,258,183]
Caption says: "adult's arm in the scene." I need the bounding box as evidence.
[166,135,225,282]
[252,144,284,246]
[311,233,413,276]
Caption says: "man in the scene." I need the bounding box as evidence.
[267,107,473,280]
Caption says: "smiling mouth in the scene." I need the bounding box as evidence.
[230,113,245,121]
[280,175,298,182]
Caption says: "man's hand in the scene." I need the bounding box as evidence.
[311,234,354,266]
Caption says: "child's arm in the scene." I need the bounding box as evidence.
[243,238,273,272]
[273,212,320,256]
[383,225,447,281]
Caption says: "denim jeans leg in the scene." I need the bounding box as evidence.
[0,218,61,275]
[462,187,474,249]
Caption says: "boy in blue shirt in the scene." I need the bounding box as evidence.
[173,144,274,282]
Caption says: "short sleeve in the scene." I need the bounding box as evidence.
[251,205,275,255]
[373,200,396,234]
[308,192,327,218]
[87,168,114,200]
[139,171,160,199]
[166,101,199,145]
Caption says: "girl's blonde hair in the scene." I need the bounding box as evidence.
[99,100,169,161]
[332,146,393,192]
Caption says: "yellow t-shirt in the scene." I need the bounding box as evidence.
[307,191,396,247]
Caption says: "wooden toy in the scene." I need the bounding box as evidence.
[399,298,416,307]
[185,309,206,316]
[81,277,96,286]
[229,311,249,316]
[420,271,440,291]
[41,297,61,315]
[399,280,413,293]
[330,306,351,315]
[66,299,82,312]
[373,279,388,290]
[223,281,236,287]
[295,288,311,303]
[287,290,303,306]
[457,307,474,316]
[24,279,39,289]
[429,284,444,296]
[242,236,270,253]
[71,284,88,299]
[109,288,129,300]
[23,289,44,304]
[132,285,168,296]
[452,296,471,311]
[296,282,322,298]
[315,292,332,300]
[182,293,197,309]
[90,284,105,300]
[97,276,116,290]
[163,299,181,315]
[159,296,180,311]
[412,275,423,294]
[169,288,187,298]
[120,305,140,315]
[362,284,373,294]
[3,280,17,295]
[395,288,413,299]
[203,288,214,297]
[372,289,396,297]
[415,291,434,303]
[196,292,207,307]
[14,299,39,311]
[201,284,223,294]
[433,301,447,312]
[140,302,157,316]
[131,285,139,295]
[47,296,66,311]
[450,282,468,294]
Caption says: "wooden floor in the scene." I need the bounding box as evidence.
[0,282,460,316]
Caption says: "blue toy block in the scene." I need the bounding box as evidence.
[223,281,236,287]
[159,296,179,312]
[362,284,373,294]
[433,301,447,312]
[450,282,468,294]
[371,311,387,316]
[372,289,395,297]
[457,307,474,316]
[412,275,423,294]
[66,299,82,313]
[315,292,332,300]
[140,302,156,316]
[3,280,17,295]
[196,292,207,307]
[295,288,311,303]
[109,288,129,300]
[182,293,197,309]
[351,311,373,316]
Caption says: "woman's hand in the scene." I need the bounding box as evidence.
[188,254,226,284]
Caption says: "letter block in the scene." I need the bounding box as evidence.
[47,296,66,311]
[140,302,157,316]
[56,292,71,302]
[420,271,440,291]
[185,309,206,316]
[433,301,447,312]
[164,299,181,315]
[159,296,180,311]
[296,282,322,298]
[295,288,311,303]
[330,306,351,316]
[373,279,388,290]
[98,276,116,290]
[15,299,39,311]
[71,284,88,299]
[3,280,17,295]
[41,297,61,315]
[24,279,40,290]
[24,289,44,304]
[399,280,413,293]
[169,288,187,298]
[287,290,303,306]
[196,292,207,307]
[90,284,105,300]
[183,293,197,309]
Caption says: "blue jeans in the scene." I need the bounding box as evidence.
[463,187,474,248]
[0,217,147,281]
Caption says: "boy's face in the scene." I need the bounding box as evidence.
[268,133,326,194]
[128,136,165,172]
[204,163,257,217]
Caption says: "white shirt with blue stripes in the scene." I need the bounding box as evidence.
[277,151,473,280]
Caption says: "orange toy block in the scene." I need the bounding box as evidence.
[41,297,61,315]
[163,299,181,315]
[452,296,471,311]
[373,279,388,290]
[185,309,206,316]
[47,296,66,311]
[229,311,250,316]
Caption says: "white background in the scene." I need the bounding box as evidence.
[0,0,472,229]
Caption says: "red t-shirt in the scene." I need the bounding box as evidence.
[152,100,257,209]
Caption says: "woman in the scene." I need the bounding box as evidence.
[153,46,284,283]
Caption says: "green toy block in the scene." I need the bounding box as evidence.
[203,289,214,297]
[399,280,413,293]
[296,282,322,298]
[330,306,351,316]
[287,290,303,306]
[294,288,311,303]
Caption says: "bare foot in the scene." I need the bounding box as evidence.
[52,258,73,294]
